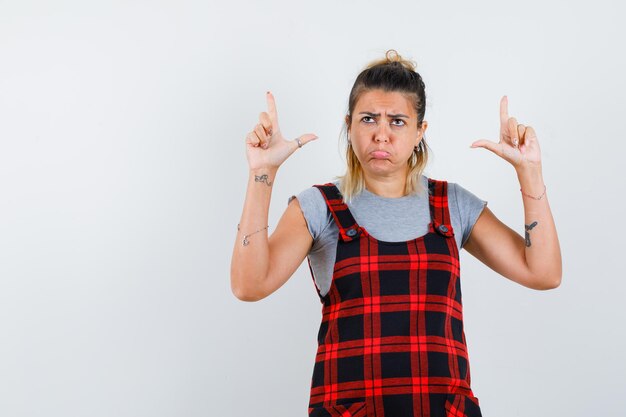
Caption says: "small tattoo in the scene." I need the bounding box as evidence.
[525,221,538,247]
[255,174,272,186]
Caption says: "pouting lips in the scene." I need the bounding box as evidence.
[370,150,391,159]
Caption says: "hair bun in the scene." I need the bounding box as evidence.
[385,49,401,62]
[365,49,417,72]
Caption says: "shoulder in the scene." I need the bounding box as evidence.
[294,182,337,240]
[445,181,488,247]
[296,185,325,202]
[295,184,327,215]
[447,181,487,207]
[296,180,340,204]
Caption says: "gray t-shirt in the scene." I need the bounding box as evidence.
[295,174,487,298]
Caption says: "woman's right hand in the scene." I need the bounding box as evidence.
[245,91,318,171]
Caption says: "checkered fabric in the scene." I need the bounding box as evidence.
[307,179,482,417]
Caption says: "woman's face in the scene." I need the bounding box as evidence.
[347,89,426,179]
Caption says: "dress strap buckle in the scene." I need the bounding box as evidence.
[433,221,455,237]
[313,183,363,242]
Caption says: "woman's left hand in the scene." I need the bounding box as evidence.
[471,96,542,171]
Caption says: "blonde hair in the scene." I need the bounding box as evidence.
[337,49,429,201]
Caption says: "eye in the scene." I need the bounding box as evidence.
[391,119,406,126]
[361,116,375,123]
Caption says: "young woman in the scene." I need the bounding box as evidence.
[231,50,562,417]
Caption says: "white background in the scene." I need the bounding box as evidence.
[1,1,624,416]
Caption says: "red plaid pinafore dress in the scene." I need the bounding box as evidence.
[307,179,483,417]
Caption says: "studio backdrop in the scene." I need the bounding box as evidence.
[0,1,624,416]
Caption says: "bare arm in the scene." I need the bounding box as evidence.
[231,169,313,301]
[230,92,317,301]
[464,166,561,290]
[468,96,562,290]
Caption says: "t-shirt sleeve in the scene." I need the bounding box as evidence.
[451,183,488,248]
[291,187,332,241]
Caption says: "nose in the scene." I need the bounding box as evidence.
[374,123,390,143]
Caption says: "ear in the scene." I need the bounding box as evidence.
[345,114,351,132]
[418,120,428,141]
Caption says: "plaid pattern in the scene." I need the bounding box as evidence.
[307,179,482,417]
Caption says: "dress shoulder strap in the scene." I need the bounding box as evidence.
[312,183,363,242]
[428,178,455,237]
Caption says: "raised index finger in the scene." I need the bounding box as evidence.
[500,95,509,128]
[266,91,280,132]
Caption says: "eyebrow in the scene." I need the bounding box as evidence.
[358,112,410,119]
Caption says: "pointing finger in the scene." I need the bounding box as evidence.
[500,96,509,128]
[266,91,280,133]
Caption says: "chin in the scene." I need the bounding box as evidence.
[364,160,396,174]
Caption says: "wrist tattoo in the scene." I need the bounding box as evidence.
[524,221,538,247]
[254,174,272,186]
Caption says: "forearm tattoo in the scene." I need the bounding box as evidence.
[255,174,272,186]
[525,221,538,247]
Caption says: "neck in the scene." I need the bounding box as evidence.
[363,172,407,198]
